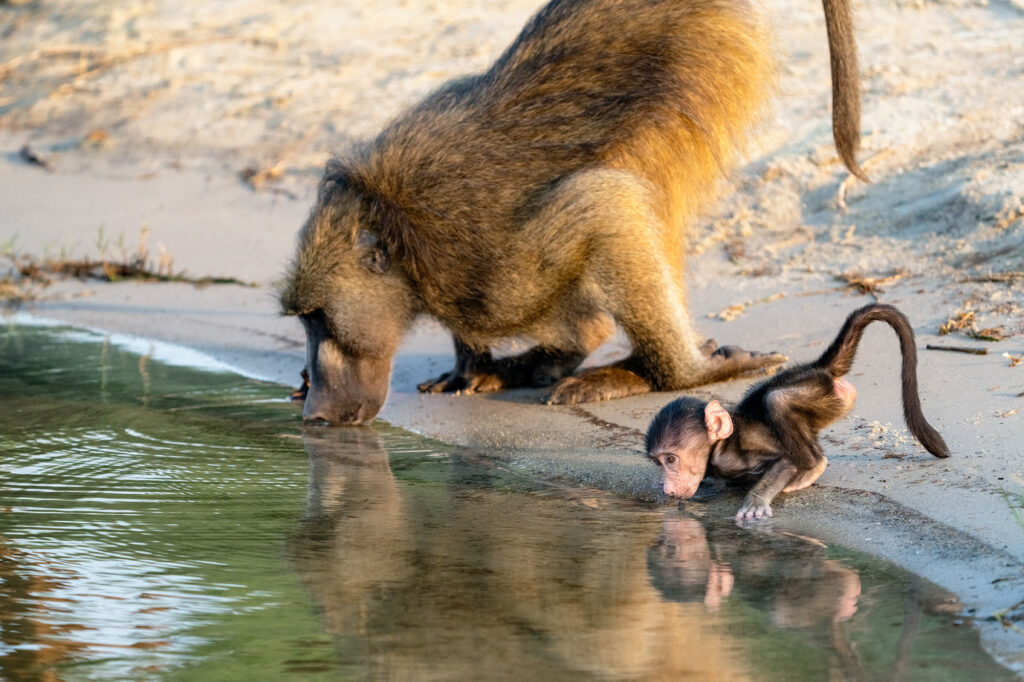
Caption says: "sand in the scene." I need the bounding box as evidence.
[2,0,1024,671]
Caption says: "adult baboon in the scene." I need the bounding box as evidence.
[281,0,866,425]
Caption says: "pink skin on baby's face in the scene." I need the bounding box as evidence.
[650,400,733,498]
[650,449,708,498]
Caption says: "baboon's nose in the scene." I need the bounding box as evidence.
[302,414,332,426]
[302,405,370,426]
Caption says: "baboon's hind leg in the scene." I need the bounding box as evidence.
[543,175,786,405]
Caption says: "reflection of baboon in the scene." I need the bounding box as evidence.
[290,433,750,678]
[281,0,868,424]
[647,515,862,630]
[289,428,412,643]
[648,514,868,678]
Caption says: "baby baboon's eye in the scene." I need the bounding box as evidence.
[664,454,677,465]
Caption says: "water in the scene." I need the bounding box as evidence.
[0,323,1014,680]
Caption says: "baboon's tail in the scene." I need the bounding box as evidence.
[817,304,949,458]
[822,0,868,182]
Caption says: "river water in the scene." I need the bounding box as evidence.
[0,323,1013,680]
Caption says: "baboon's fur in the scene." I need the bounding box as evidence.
[281,0,864,423]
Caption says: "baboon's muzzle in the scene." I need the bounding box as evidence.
[302,335,391,426]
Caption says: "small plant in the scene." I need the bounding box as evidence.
[0,226,254,307]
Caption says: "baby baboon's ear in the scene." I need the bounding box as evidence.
[356,230,391,274]
[704,400,734,442]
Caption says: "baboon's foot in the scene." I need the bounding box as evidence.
[290,368,310,403]
[701,343,787,383]
[417,367,505,394]
[543,366,652,405]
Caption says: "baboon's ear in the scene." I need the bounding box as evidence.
[323,158,430,280]
[356,230,390,274]
[370,194,429,280]
[704,400,734,442]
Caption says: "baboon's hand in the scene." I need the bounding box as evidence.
[734,495,773,522]
[417,368,504,394]
[290,368,310,403]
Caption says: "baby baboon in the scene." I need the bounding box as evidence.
[646,304,949,521]
[281,0,867,424]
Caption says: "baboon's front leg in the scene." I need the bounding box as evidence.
[417,337,506,394]
[418,323,610,394]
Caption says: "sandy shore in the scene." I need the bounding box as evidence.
[3,0,1024,671]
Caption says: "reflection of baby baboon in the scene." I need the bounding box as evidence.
[647,515,862,629]
[281,0,866,425]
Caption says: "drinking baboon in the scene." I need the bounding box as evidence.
[281,0,866,424]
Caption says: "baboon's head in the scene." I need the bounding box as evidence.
[280,162,418,425]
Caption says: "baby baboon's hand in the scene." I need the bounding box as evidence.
[735,494,773,522]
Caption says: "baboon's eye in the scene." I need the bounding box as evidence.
[357,230,391,274]
[361,248,391,274]
[664,454,678,465]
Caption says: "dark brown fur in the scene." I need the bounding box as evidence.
[281,0,866,424]
[646,304,949,520]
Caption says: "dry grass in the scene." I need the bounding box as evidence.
[0,228,253,307]
[939,310,1009,342]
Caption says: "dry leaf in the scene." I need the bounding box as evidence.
[240,160,285,189]
[709,293,785,322]
[940,311,976,335]
[836,271,905,295]
[970,326,1008,342]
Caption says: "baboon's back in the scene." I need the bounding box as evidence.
[362,0,773,239]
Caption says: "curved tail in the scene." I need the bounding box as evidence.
[817,304,949,458]
[822,0,868,182]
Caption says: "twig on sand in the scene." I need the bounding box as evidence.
[960,272,1024,284]
[239,163,299,199]
[0,45,106,80]
[1,37,240,85]
[1,229,255,307]
[925,344,988,356]
[939,310,1009,342]
[239,127,318,198]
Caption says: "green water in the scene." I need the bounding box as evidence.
[0,323,1014,680]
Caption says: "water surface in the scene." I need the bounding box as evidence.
[0,324,1013,680]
